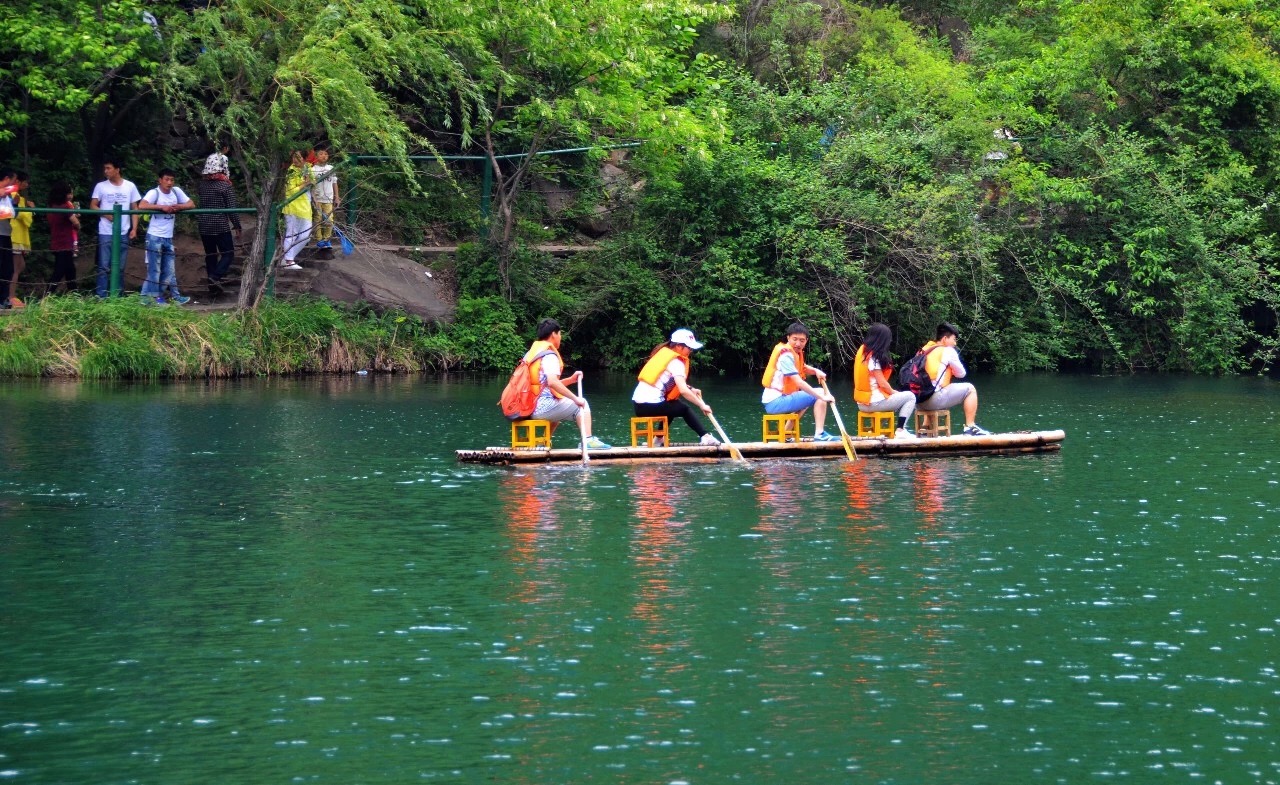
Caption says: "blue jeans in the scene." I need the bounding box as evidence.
[763,391,817,414]
[143,235,179,298]
[96,233,127,297]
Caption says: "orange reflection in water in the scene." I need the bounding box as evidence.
[748,461,820,696]
[912,460,950,528]
[628,466,693,664]
[499,471,564,610]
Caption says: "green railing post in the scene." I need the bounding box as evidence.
[263,207,279,299]
[110,205,124,297]
[481,161,493,221]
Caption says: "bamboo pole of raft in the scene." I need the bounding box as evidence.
[706,411,748,463]
[820,377,857,462]
[455,429,1067,465]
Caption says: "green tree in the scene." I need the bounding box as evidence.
[159,0,480,308]
[0,0,165,168]
[418,0,732,297]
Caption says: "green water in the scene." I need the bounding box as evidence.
[3,373,1279,784]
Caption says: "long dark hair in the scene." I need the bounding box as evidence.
[47,182,72,207]
[861,323,893,368]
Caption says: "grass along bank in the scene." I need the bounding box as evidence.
[0,296,488,379]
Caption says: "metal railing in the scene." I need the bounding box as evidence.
[15,204,255,297]
[349,142,642,222]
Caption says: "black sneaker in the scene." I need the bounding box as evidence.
[962,424,992,436]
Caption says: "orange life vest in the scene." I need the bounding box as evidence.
[525,340,564,399]
[921,340,952,388]
[637,346,689,401]
[853,345,877,405]
[761,343,807,394]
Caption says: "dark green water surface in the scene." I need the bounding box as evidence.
[3,373,1279,784]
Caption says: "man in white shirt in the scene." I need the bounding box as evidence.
[524,318,611,449]
[89,160,142,297]
[916,322,992,436]
[137,169,196,305]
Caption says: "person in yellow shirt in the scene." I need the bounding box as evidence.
[7,171,33,307]
[280,151,313,270]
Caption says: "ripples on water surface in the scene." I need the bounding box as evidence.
[2,374,1279,783]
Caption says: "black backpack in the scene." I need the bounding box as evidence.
[898,345,944,403]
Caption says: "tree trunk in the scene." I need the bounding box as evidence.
[237,167,282,310]
[484,131,545,300]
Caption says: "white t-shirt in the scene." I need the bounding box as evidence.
[867,356,889,403]
[141,186,190,239]
[632,358,685,404]
[761,351,801,403]
[92,179,143,234]
[536,353,562,401]
[311,164,337,203]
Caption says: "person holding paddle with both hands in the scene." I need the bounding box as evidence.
[761,322,839,441]
[524,318,611,450]
[632,329,720,447]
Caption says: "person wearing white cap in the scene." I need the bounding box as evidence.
[631,328,720,446]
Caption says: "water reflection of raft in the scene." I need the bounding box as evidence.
[456,429,1065,465]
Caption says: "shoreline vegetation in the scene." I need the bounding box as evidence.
[0,296,522,379]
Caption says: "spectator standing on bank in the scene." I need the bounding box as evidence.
[0,168,14,310]
[7,172,32,308]
[47,183,81,293]
[310,146,339,250]
[195,154,242,288]
[280,150,312,270]
[206,144,231,181]
[137,169,196,305]
[89,160,142,297]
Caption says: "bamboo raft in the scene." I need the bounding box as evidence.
[456,429,1066,465]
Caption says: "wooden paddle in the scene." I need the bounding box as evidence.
[820,377,858,462]
[705,410,748,463]
[577,376,589,466]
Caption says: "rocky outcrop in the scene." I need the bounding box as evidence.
[299,246,454,323]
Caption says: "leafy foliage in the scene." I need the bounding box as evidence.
[5,0,1280,376]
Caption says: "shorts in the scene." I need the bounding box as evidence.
[12,243,29,253]
[763,391,817,415]
[532,396,580,423]
[918,382,974,411]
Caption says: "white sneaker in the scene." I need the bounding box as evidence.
[700,433,721,446]
[282,262,303,270]
[895,428,916,439]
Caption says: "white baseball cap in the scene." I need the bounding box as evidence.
[670,328,703,350]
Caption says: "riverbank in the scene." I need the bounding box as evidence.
[0,296,480,378]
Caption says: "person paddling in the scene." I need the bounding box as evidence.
[761,322,838,441]
[631,329,719,447]
[523,318,611,449]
